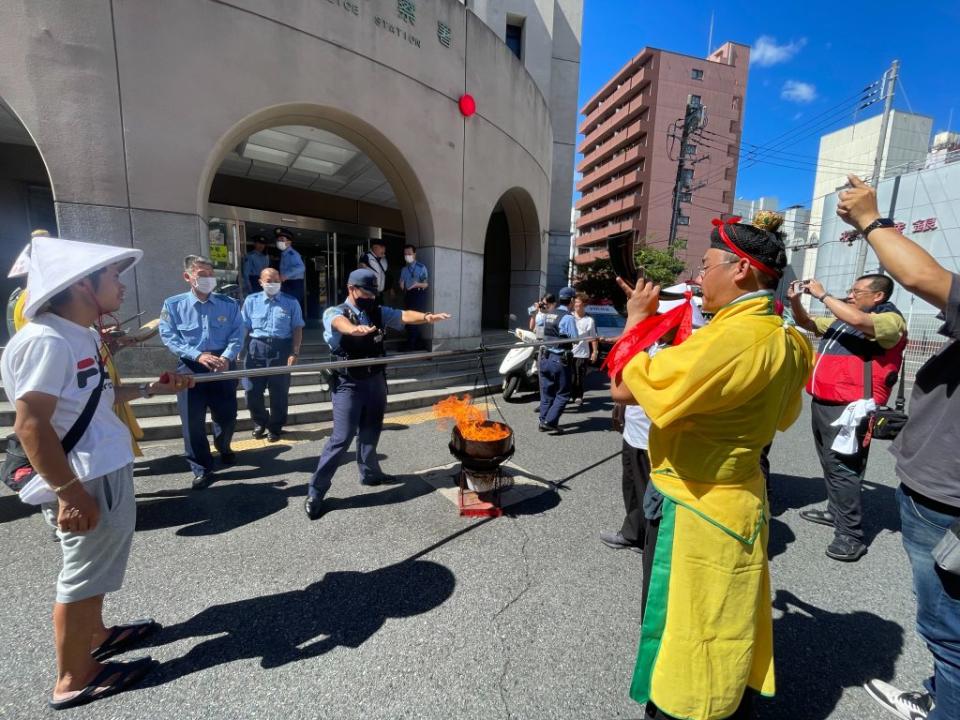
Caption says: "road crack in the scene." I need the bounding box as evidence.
[494,517,533,720]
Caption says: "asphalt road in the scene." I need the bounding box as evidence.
[0,374,929,720]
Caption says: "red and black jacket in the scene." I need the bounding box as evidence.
[806,301,907,406]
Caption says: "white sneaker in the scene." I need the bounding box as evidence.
[864,679,934,720]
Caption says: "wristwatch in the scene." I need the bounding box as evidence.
[138,383,153,399]
[816,293,833,303]
[861,217,895,238]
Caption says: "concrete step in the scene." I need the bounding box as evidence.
[0,380,502,447]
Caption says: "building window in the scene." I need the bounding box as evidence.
[688,94,702,107]
[732,95,742,112]
[681,168,694,184]
[691,68,704,80]
[729,119,739,133]
[683,143,697,157]
[505,19,523,60]
[679,192,692,203]
[677,213,690,226]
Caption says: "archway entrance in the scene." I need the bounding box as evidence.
[206,124,408,324]
[0,97,56,341]
[481,188,542,331]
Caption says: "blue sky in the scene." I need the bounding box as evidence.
[577,1,960,211]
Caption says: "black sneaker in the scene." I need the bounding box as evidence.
[267,431,281,443]
[599,530,643,554]
[304,496,324,521]
[252,426,266,439]
[826,535,867,562]
[864,679,933,719]
[191,472,214,490]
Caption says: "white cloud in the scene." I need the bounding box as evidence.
[751,36,807,67]
[781,80,817,103]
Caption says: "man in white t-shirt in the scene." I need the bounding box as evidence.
[570,293,599,406]
[1,237,191,710]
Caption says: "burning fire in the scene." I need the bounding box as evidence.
[433,394,510,441]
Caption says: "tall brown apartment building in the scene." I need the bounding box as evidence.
[575,42,750,269]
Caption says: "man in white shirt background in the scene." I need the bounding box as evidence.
[359,239,388,302]
[570,293,598,406]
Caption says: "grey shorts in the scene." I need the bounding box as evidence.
[42,464,136,604]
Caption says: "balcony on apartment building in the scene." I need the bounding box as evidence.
[575,216,643,249]
[580,94,650,152]
[581,48,653,114]
[579,67,650,135]
[579,106,650,164]
[577,115,649,174]
[576,193,643,229]
[573,247,609,265]
[575,169,643,211]
[577,145,645,192]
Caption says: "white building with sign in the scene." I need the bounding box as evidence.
[0,0,583,362]
[814,157,960,318]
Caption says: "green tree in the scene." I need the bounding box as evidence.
[572,245,687,312]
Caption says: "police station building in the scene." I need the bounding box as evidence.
[0,0,582,358]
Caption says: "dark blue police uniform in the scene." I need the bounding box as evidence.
[159,290,245,481]
[307,271,404,507]
[241,290,305,436]
[536,289,579,430]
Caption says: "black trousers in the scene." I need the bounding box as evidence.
[570,356,591,401]
[620,440,650,546]
[811,399,871,542]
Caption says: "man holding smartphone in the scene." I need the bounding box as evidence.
[789,271,907,562]
[836,175,959,720]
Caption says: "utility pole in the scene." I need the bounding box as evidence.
[668,102,704,253]
[854,59,899,278]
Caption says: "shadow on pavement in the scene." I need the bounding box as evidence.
[767,517,796,561]
[139,559,456,685]
[768,473,900,546]
[758,590,904,719]
[0,493,38,524]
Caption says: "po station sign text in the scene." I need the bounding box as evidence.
[324,0,454,50]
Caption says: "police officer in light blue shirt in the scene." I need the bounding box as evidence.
[241,267,305,442]
[241,235,270,294]
[400,243,430,351]
[159,255,245,489]
[535,286,579,433]
[276,230,306,312]
[304,268,452,520]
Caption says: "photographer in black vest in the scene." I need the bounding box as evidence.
[304,268,450,520]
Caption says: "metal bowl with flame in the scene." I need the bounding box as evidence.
[448,421,514,494]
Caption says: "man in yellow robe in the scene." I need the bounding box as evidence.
[611,214,813,719]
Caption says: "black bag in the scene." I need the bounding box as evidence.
[1,359,106,493]
[863,356,908,445]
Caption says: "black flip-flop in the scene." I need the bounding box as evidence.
[91,619,161,662]
[48,657,157,711]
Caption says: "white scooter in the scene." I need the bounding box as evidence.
[499,328,539,401]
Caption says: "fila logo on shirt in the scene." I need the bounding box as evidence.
[76,357,100,389]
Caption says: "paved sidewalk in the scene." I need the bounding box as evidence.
[0,379,928,719]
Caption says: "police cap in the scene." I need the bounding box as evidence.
[347,268,379,293]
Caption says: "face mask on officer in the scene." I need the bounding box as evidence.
[262,282,281,296]
[355,296,377,312]
[193,275,217,294]
[276,240,289,251]
[404,254,415,264]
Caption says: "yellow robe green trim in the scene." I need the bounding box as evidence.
[623,293,812,720]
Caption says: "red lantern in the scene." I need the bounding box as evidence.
[458,94,476,117]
